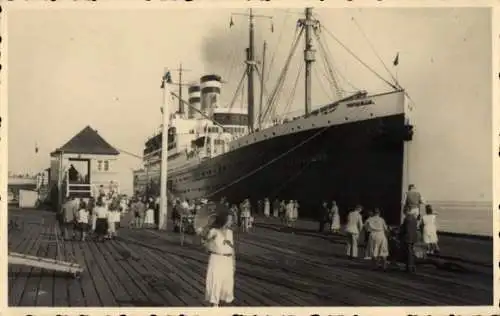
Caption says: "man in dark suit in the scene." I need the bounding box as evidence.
[399,210,419,273]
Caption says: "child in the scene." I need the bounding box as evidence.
[421,204,439,254]
[77,200,90,241]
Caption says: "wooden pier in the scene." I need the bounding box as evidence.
[8,208,493,307]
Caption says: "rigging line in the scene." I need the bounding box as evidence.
[227,48,244,83]
[254,65,271,102]
[265,9,293,84]
[264,27,302,114]
[280,62,303,120]
[254,65,271,126]
[228,70,247,110]
[313,66,334,101]
[262,28,304,122]
[351,16,400,88]
[320,25,399,91]
[222,45,237,80]
[317,31,359,92]
[316,41,338,96]
[269,157,315,198]
[314,31,343,100]
[115,147,143,160]
[203,122,333,200]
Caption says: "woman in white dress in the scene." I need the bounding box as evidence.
[263,198,271,217]
[330,201,341,233]
[364,208,389,270]
[144,201,155,228]
[240,199,251,232]
[202,207,235,307]
[421,204,439,254]
[285,200,294,227]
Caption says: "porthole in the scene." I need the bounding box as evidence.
[370,113,374,117]
[272,132,276,136]
[345,117,348,121]
[328,120,331,124]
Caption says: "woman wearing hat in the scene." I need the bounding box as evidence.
[201,204,235,307]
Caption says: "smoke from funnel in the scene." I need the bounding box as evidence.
[201,24,265,74]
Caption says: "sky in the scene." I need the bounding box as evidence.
[7,6,493,201]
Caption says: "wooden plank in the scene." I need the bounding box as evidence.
[79,240,117,306]
[94,241,141,307]
[9,224,47,306]
[100,240,158,306]
[86,240,133,306]
[138,246,203,306]
[34,227,57,306]
[18,226,52,306]
[64,241,86,307]
[70,240,101,306]
[7,209,494,307]
[8,222,41,296]
[105,240,167,306]
[123,231,287,306]
[120,245,187,306]
[52,239,70,307]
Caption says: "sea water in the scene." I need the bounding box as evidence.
[428,201,493,236]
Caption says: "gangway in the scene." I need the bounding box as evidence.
[8,222,84,278]
[8,252,83,277]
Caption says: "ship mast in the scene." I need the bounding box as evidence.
[301,7,317,117]
[231,9,272,131]
[171,63,191,117]
[247,9,256,131]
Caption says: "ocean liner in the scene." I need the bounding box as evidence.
[139,8,414,225]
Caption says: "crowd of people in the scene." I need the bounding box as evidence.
[342,184,440,272]
[57,188,161,242]
[56,183,439,307]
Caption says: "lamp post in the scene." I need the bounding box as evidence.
[158,69,172,230]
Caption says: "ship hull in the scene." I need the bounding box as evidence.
[168,113,408,226]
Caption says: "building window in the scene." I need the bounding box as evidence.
[104,160,109,171]
[97,160,103,171]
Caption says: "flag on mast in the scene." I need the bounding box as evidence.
[160,71,172,89]
[393,52,399,66]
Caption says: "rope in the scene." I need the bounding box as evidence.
[262,27,304,123]
[269,157,315,197]
[314,30,343,100]
[261,27,302,121]
[351,17,401,89]
[316,32,359,95]
[115,147,143,160]
[229,71,247,110]
[265,9,292,84]
[316,40,340,97]
[320,25,398,91]
[279,62,303,121]
[313,66,334,101]
[203,122,332,199]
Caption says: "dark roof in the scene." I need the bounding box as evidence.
[51,126,120,156]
